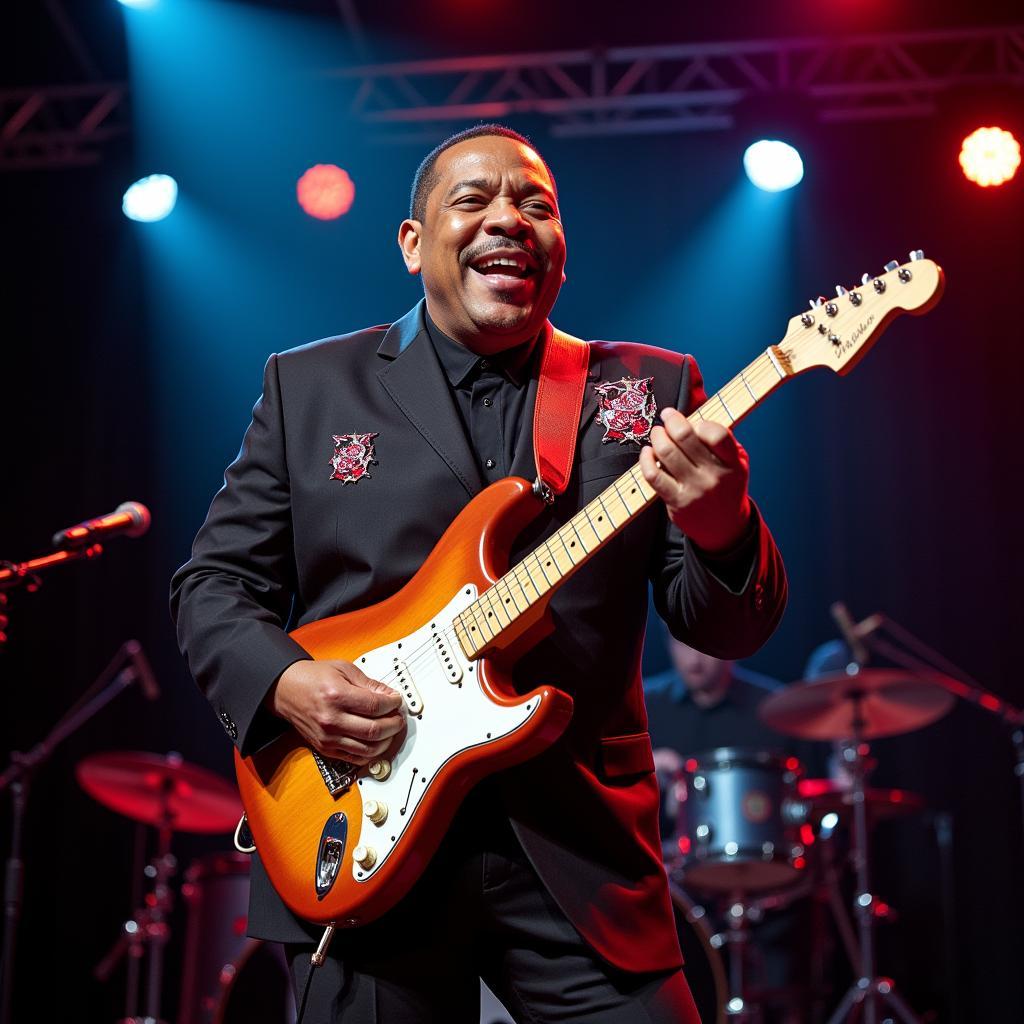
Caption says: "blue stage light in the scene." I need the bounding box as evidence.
[122,174,178,222]
[117,0,158,8]
[743,140,804,192]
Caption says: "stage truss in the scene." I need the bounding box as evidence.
[3,23,1022,169]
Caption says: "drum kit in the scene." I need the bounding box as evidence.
[74,751,293,1024]
[661,667,959,1024]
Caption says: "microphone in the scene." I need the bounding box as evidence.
[830,601,871,669]
[124,640,161,701]
[52,502,151,550]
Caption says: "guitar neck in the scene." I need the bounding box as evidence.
[454,346,793,658]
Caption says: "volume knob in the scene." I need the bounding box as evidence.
[353,845,377,869]
[364,799,388,825]
[367,759,392,781]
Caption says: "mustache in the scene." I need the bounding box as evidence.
[460,238,545,270]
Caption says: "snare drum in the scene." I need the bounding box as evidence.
[674,748,805,894]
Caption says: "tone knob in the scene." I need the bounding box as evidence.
[364,799,388,825]
[353,845,377,869]
[367,759,392,781]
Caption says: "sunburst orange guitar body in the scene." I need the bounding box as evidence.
[234,476,574,928]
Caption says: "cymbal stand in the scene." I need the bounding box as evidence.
[721,895,763,1023]
[95,791,176,1024]
[825,691,921,1024]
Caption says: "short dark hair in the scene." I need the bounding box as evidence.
[408,123,555,221]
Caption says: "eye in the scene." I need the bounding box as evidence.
[453,194,486,207]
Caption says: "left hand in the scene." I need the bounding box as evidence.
[638,406,752,554]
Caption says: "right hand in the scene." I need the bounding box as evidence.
[268,659,406,764]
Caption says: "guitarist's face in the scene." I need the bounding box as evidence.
[399,135,567,355]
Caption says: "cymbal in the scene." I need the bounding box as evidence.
[76,751,242,834]
[797,778,925,822]
[759,669,956,740]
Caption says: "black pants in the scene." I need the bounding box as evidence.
[286,788,700,1023]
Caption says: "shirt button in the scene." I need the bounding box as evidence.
[482,398,493,408]
[485,458,496,469]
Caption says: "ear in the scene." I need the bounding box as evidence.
[398,219,422,275]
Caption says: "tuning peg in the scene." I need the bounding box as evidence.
[809,296,825,309]
[884,260,899,272]
[835,285,848,297]
[909,249,925,261]
[861,273,872,285]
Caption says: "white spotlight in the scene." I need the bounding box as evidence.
[122,174,178,222]
[743,139,804,192]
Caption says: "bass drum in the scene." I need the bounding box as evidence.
[179,851,294,1024]
[671,883,727,1024]
[214,940,295,1024]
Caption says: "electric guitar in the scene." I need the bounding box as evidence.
[235,253,945,934]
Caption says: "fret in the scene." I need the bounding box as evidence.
[514,562,543,603]
[531,549,556,588]
[543,536,574,577]
[555,525,584,565]
[498,576,525,614]
[565,513,592,554]
[595,492,618,530]
[484,588,513,629]
[586,502,616,542]
[468,601,494,642]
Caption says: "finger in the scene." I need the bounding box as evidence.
[338,674,405,717]
[660,407,722,467]
[639,445,685,506]
[691,419,745,468]
[649,425,699,481]
[328,710,407,744]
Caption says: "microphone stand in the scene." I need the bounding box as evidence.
[0,642,150,1024]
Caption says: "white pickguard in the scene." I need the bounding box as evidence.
[350,584,537,882]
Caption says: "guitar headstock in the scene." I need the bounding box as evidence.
[779,252,945,376]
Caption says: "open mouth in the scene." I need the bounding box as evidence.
[468,250,539,283]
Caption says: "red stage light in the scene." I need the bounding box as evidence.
[959,127,1020,187]
[297,164,356,220]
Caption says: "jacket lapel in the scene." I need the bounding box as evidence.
[376,302,484,497]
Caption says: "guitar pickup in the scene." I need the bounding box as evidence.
[432,633,462,684]
[393,660,423,714]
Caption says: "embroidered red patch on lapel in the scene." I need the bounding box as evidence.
[593,376,656,445]
[329,432,379,483]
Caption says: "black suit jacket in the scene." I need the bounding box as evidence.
[170,300,787,971]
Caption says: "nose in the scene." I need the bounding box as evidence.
[484,199,530,238]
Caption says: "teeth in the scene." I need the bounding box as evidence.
[477,256,525,270]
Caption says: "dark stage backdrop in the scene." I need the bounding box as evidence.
[2,11,1023,1023]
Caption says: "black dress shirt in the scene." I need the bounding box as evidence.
[425,310,536,481]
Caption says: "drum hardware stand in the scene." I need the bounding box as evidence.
[825,689,922,1024]
[719,895,764,1023]
[0,642,152,1024]
[95,784,177,1024]
[835,606,1024,858]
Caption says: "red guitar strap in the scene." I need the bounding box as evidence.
[531,322,590,503]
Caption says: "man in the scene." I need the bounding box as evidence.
[644,637,802,758]
[171,124,786,1023]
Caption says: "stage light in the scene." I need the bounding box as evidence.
[959,126,1020,187]
[122,174,178,222]
[117,0,158,8]
[297,164,356,220]
[743,139,804,192]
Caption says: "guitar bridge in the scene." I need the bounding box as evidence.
[311,751,357,796]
